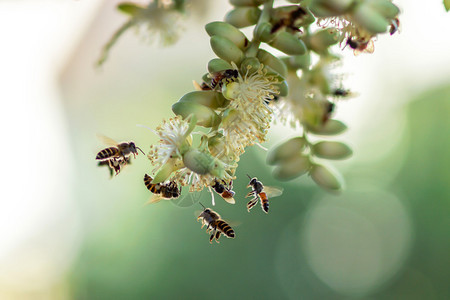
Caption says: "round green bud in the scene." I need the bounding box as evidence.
[368,0,400,19]
[266,137,306,165]
[310,164,343,191]
[312,141,353,160]
[281,53,311,70]
[273,154,311,181]
[310,0,354,17]
[269,32,307,55]
[229,0,265,7]
[353,3,390,34]
[240,57,261,75]
[255,22,275,43]
[179,90,228,110]
[207,58,233,74]
[278,80,289,97]
[117,3,143,16]
[210,35,245,64]
[225,7,261,28]
[205,22,249,50]
[307,29,339,55]
[257,49,288,78]
[183,148,226,178]
[306,119,348,136]
[172,102,221,128]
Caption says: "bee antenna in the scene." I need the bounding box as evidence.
[246,174,252,180]
[136,146,146,155]
[199,202,206,209]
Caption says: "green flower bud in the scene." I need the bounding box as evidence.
[310,164,343,191]
[210,35,245,64]
[229,0,265,7]
[353,3,390,34]
[152,158,183,183]
[312,141,353,160]
[269,32,307,55]
[368,0,400,19]
[306,119,348,136]
[205,22,249,50]
[257,49,288,78]
[264,65,286,82]
[117,2,143,16]
[207,58,233,73]
[183,148,226,178]
[179,90,228,109]
[309,65,330,94]
[172,102,221,128]
[445,0,450,12]
[307,29,339,55]
[221,82,240,101]
[310,0,354,17]
[266,137,306,165]
[281,53,311,70]
[225,7,261,28]
[255,22,275,43]
[273,154,311,181]
[278,80,289,97]
[240,57,261,75]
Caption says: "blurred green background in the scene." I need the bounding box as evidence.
[1,1,449,299]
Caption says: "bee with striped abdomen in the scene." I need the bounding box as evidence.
[144,174,181,204]
[197,203,235,243]
[246,175,283,214]
[211,179,235,204]
[209,69,239,89]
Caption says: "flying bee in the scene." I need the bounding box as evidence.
[209,69,239,89]
[389,17,400,35]
[144,174,181,204]
[246,175,283,214]
[345,37,374,56]
[211,179,235,204]
[197,203,235,243]
[96,135,145,162]
[271,6,307,34]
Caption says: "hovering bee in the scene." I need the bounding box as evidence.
[389,18,400,35]
[271,6,307,34]
[345,37,374,55]
[96,135,145,162]
[332,88,350,97]
[246,175,283,214]
[209,69,239,89]
[144,174,181,204]
[211,179,235,204]
[197,203,235,243]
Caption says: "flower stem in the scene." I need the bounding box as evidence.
[246,0,274,57]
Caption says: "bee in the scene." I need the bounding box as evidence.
[332,88,350,97]
[144,174,181,204]
[271,6,307,34]
[389,18,400,35]
[246,175,283,214]
[209,69,239,89]
[322,101,335,123]
[96,136,145,162]
[211,179,235,204]
[345,37,374,56]
[197,203,235,243]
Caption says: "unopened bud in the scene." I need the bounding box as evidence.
[117,2,143,16]
[179,90,228,109]
[312,141,352,160]
[230,0,265,7]
[281,53,311,70]
[257,49,288,78]
[172,102,221,127]
[210,35,245,64]
[353,3,390,34]
[208,58,233,74]
[273,154,311,181]
[307,29,339,55]
[368,0,400,19]
[310,0,354,17]
[266,137,306,165]
[255,22,275,43]
[269,32,307,55]
[205,22,249,50]
[240,57,261,75]
[278,80,289,97]
[306,119,348,136]
[310,164,343,191]
[225,7,261,28]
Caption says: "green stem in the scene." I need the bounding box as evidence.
[246,0,274,57]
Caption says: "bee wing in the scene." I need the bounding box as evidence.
[264,186,283,198]
[171,190,203,208]
[144,194,164,205]
[97,134,119,146]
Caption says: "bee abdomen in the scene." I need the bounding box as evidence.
[96,147,119,160]
[260,192,269,213]
[216,220,235,238]
[144,174,159,193]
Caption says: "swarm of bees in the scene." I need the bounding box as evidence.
[96,137,283,244]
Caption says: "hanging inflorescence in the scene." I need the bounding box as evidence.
[95,0,401,243]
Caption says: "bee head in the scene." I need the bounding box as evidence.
[225,69,238,78]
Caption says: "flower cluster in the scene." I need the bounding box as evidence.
[98,0,400,205]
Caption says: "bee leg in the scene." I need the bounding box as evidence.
[215,230,221,243]
[246,191,255,198]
